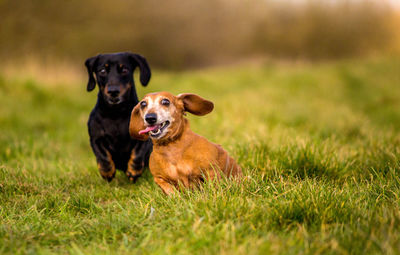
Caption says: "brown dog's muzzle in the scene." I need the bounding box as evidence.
[145,113,157,125]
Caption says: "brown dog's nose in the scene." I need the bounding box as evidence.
[145,113,157,125]
[107,86,120,98]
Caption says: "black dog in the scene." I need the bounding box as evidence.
[85,52,152,182]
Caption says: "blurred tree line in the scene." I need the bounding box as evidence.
[0,0,398,69]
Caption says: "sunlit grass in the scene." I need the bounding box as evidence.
[1,57,400,254]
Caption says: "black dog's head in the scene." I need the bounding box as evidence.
[85,52,151,106]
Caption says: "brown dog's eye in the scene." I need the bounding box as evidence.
[161,99,170,106]
[140,101,147,109]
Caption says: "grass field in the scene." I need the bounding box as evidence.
[1,57,400,254]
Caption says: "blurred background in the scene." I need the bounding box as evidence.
[1,0,399,73]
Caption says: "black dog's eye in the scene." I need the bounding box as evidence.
[140,101,147,109]
[121,67,129,75]
[99,68,107,76]
[161,98,170,106]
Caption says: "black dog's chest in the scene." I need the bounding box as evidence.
[88,110,137,170]
[105,131,132,153]
[101,117,133,151]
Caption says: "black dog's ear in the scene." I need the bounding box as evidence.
[84,55,99,92]
[128,53,151,86]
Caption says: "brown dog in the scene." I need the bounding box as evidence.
[129,92,242,195]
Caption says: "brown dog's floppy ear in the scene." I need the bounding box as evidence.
[177,93,214,116]
[128,53,151,86]
[129,103,149,141]
[84,55,99,92]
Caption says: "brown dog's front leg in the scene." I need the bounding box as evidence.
[154,177,175,195]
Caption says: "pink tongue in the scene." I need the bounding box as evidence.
[139,125,158,135]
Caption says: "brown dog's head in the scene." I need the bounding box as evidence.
[129,92,214,142]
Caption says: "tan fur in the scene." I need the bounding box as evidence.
[98,150,116,179]
[126,149,144,181]
[129,92,242,195]
[104,83,131,98]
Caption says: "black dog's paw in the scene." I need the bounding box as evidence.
[103,175,115,182]
[125,169,143,183]
[100,170,116,182]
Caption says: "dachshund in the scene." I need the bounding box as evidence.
[85,52,152,182]
[129,92,242,195]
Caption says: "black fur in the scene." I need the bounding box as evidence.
[85,52,152,182]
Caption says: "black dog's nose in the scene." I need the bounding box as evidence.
[107,86,120,98]
[145,113,157,125]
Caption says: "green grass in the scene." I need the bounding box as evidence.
[1,57,400,254]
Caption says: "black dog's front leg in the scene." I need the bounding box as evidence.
[90,138,116,182]
[126,140,152,182]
